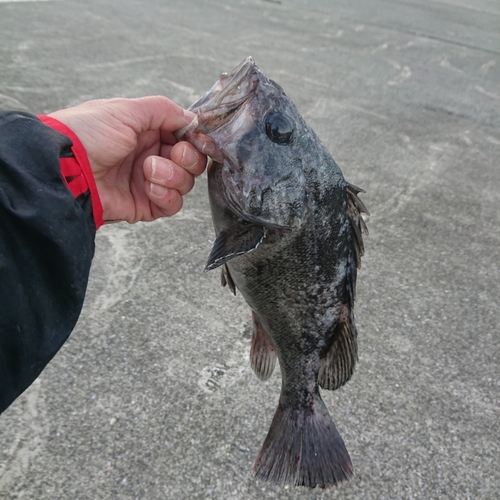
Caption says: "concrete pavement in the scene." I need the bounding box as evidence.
[0,0,499,498]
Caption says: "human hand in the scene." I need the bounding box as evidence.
[50,96,208,223]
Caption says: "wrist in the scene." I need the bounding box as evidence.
[38,115,104,229]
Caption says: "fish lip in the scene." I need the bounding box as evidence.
[190,56,257,114]
[176,57,259,141]
[174,57,261,157]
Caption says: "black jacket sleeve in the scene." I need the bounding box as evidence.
[0,111,98,414]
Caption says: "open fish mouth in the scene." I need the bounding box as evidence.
[191,56,257,114]
[175,56,260,141]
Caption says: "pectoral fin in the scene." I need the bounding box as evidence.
[205,225,266,271]
[221,264,237,295]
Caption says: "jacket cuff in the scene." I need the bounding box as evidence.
[38,115,104,229]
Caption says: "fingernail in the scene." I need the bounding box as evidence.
[151,156,158,179]
[183,109,196,124]
[151,157,173,182]
[181,145,199,169]
[150,183,168,198]
[201,140,216,158]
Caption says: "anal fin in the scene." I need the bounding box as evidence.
[250,311,277,381]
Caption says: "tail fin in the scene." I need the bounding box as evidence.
[252,393,353,488]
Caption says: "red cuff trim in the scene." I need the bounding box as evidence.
[38,115,104,230]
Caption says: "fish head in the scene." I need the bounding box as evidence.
[176,56,323,229]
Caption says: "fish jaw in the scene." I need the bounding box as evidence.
[191,56,257,119]
[174,56,260,161]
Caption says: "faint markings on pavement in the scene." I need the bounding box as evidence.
[0,93,29,110]
[198,361,249,395]
[94,225,144,314]
[387,65,412,85]
[0,379,48,496]
[475,85,499,100]
[480,60,496,75]
[199,365,229,393]
[303,96,388,122]
[197,338,251,395]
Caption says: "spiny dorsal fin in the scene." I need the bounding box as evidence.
[318,305,358,391]
[346,182,369,270]
[250,311,277,381]
[205,225,266,271]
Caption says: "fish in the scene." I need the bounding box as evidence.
[175,57,369,488]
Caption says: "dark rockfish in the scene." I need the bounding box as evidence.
[176,57,368,488]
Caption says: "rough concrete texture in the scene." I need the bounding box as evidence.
[0,0,499,498]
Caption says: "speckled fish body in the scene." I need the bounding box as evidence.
[175,57,368,488]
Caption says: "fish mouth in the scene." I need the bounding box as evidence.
[175,57,259,142]
[191,56,257,115]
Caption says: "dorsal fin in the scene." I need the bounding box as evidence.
[205,225,266,271]
[318,305,358,391]
[345,182,369,270]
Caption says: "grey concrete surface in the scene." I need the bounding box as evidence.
[0,0,499,498]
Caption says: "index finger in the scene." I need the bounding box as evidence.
[121,96,195,135]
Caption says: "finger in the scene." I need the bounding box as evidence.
[146,183,184,218]
[175,131,217,160]
[124,96,195,135]
[160,144,174,159]
[159,129,177,145]
[169,141,208,177]
[144,156,194,196]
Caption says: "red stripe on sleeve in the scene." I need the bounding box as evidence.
[38,115,104,230]
[59,158,89,198]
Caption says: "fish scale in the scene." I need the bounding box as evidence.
[175,56,368,488]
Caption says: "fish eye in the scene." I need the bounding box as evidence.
[265,112,294,144]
